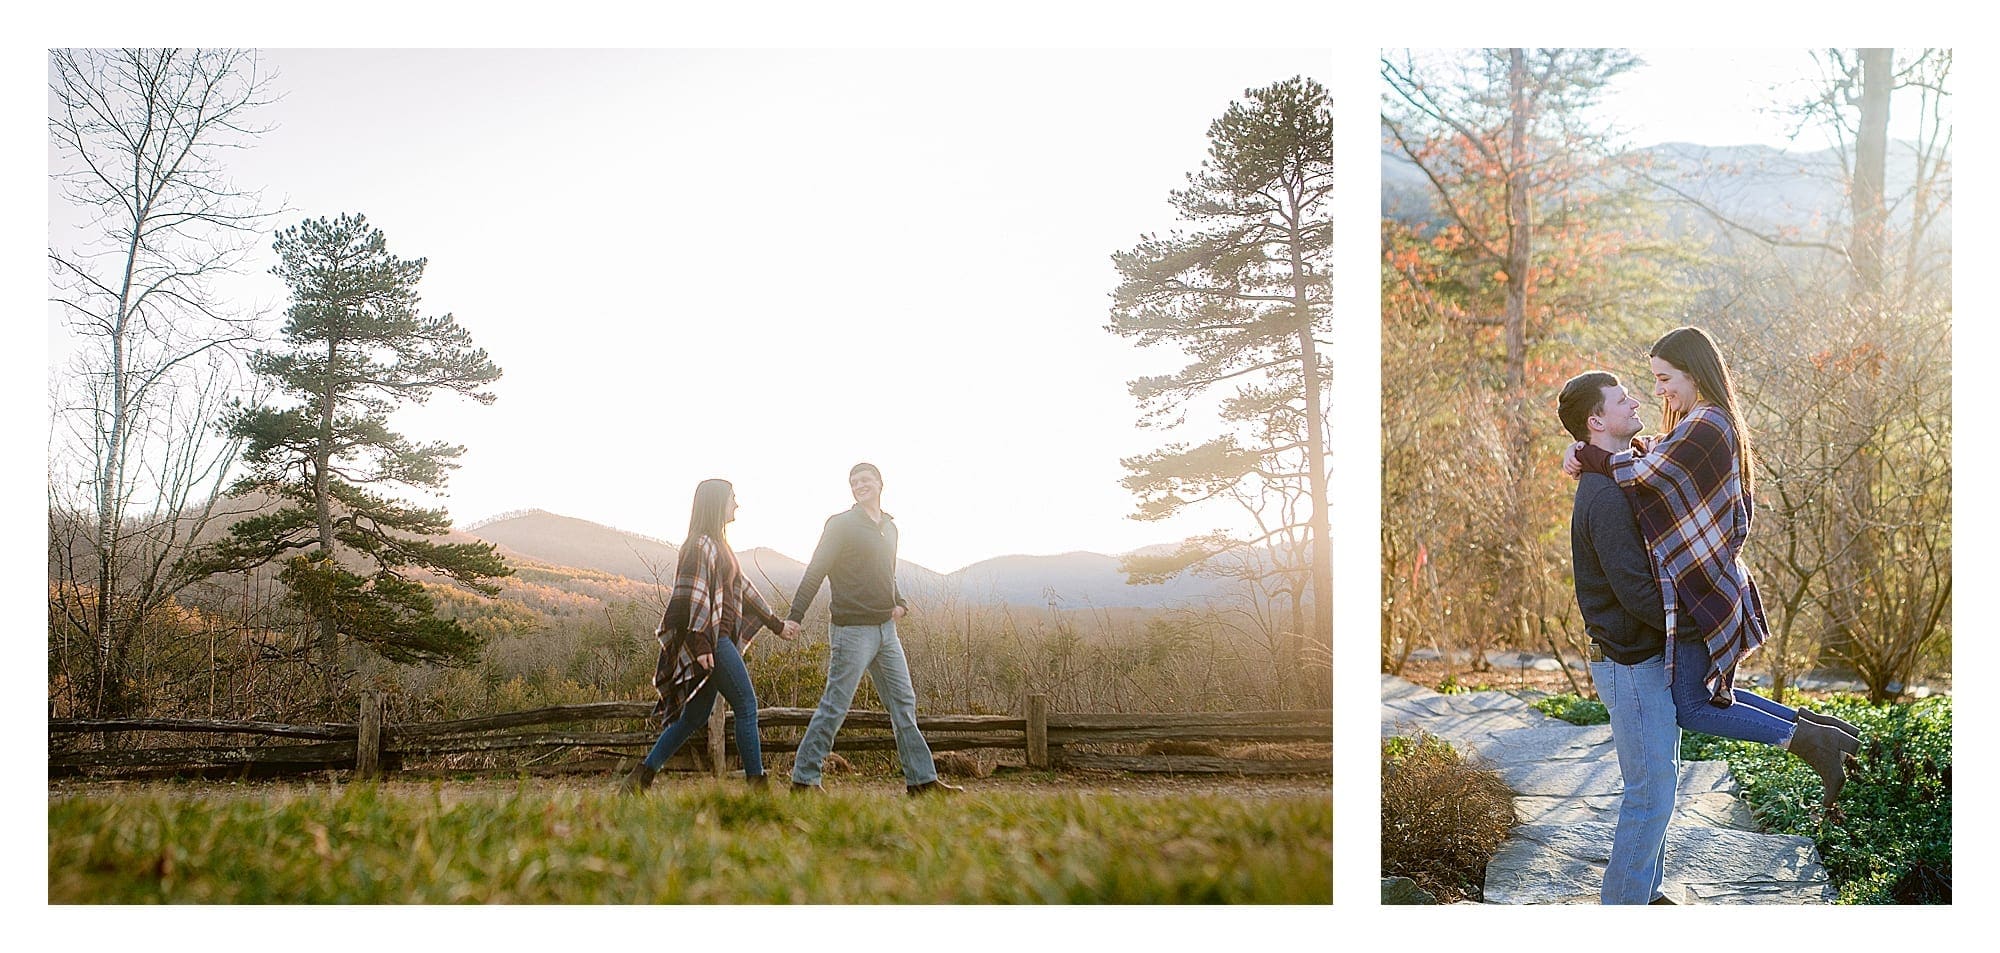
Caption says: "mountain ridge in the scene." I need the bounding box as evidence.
[462,509,1230,609]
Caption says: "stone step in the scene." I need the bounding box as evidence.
[1383,673,1832,904]
[1512,790,1758,830]
[1483,822,1836,905]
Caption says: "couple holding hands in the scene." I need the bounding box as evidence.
[620,463,961,796]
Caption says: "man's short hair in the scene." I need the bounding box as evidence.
[1557,371,1620,442]
[848,462,881,480]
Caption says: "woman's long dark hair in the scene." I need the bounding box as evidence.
[685,478,734,547]
[1651,326,1755,497]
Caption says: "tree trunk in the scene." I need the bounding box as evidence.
[315,334,341,710]
[1503,48,1532,395]
[1850,48,1893,303]
[1292,212,1333,651]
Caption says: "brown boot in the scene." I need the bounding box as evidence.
[1798,709,1862,741]
[745,773,770,790]
[618,761,656,795]
[1787,718,1860,810]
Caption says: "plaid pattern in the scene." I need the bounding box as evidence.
[649,535,784,724]
[1605,405,1771,706]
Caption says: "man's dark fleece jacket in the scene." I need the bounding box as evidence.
[1572,471,1668,664]
[786,504,908,626]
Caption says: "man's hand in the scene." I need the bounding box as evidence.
[890,606,907,621]
[780,620,801,641]
[1561,441,1585,479]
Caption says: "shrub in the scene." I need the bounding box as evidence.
[1682,693,1951,904]
[1433,675,1494,695]
[1531,693,1608,726]
[1381,732,1516,903]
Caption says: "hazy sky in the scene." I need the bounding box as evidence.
[1605,48,1944,149]
[46,49,1333,573]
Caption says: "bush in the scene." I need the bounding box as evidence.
[1381,732,1516,903]
[1682,693,1951,904]
[1434,675,1494,696]
[1531,693,1608,726]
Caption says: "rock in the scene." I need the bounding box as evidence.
[1511,791,1757,831]
[1381,876,1438,904]
[1484,822,1837,905]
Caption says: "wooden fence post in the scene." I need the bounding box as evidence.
[356,690,382,779]
[1026,693,1048,770]
[707,699,728,778]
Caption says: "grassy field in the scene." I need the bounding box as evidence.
[49,777,1331,903]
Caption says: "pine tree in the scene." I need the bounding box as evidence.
[1107,76,1333,650]
[190,213,508,702]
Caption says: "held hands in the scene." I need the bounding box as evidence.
[1561,442,1585,479]
[891,606,907,621]
[780,620,801,641]
[696,652,715,670]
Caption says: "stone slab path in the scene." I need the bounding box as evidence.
[1382,673,1836,904]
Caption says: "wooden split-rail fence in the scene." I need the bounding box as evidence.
[49,692,1330,780]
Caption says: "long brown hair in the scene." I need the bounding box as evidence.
[686,478,734,547]
[1651,326,1755,497]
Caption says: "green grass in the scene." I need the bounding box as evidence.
[49,780,1331,903]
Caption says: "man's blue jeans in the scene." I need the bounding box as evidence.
[790,620,937,786]
[1670,636,1796,747]
[1591,651,1680,905]
[641,635,763,777]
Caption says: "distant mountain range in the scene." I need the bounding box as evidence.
[463,509,1229,610]
[1383,140,1949,239]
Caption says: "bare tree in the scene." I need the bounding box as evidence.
[47,48,279,716]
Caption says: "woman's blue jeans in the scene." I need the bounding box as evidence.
[641,635,763,777]
[1670,636,1796,747]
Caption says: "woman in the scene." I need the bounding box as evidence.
[1565,327,1862,810]
[620,479,798,793]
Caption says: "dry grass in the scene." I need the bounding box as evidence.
[1380,732,1515,903]
[1223,742,1330,761]
[1143,741,1224,757]
[932,751,992,778]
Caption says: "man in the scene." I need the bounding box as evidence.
[786,463,959,795]
[1558,371,1678,905]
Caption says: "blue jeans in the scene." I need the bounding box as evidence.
[1591,651,1681,905]
[790,620,937,786]
[641,635,764,777]
[1670,637,1796,747]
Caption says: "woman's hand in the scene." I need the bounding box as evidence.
[1637,434,1660,453]
[1561,441,1585,479]
[696,652,714,670]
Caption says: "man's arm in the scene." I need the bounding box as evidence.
[1586,483,1666,631]
[786,516,843,624]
